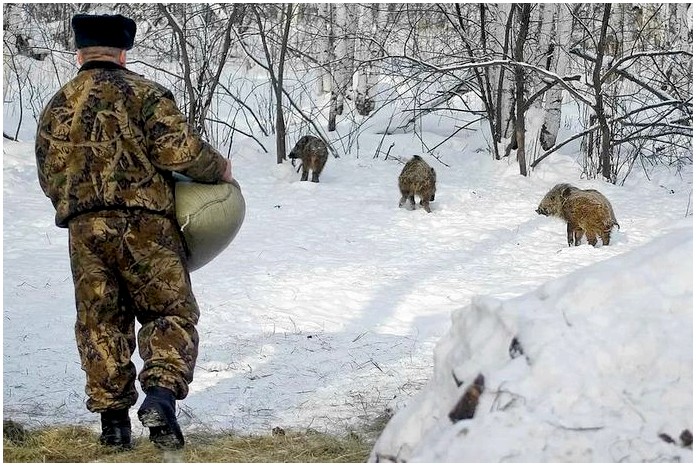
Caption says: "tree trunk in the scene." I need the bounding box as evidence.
[355,4,379,116]
[661,3,691,93]
[333,4,350,117]
[531,3,554,112]
[514,4,531,176]
[469,4,501,160]
[317,3,333,95]
[540,4,571,151]
[275,4,293,164]
[593,4,613,181]
[495,4,516,144]
[327,3,338,131]
[253,4,292,163]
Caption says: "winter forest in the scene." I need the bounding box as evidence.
[2,2,694,463]
[3,3,693,182]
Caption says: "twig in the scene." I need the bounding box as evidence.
[204,117,268,153]
[547,421,605,431]
[352,332,367,343]
[370,359,383,373]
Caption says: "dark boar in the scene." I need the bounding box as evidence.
[288,135,328,183]
[398,155,437,213]
[536,183,620,246]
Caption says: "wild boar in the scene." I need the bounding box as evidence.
[288,135,328,183]
[398,155,437,213]
[536,183,620,246]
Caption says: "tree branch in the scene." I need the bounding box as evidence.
[205,117,268,153]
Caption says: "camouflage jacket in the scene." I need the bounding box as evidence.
[35,60,227,228]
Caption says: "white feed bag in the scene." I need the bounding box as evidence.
[175,179,246,271]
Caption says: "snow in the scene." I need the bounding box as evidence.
[2,60,693,461]
[369,227,692,462]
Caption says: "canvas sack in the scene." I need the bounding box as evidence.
[175,179,245,271]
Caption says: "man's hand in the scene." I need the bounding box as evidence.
[222,159,234,183]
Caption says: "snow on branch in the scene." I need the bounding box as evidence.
[569,47,682,103]
[381,55,595,108]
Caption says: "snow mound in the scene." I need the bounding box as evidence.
[370,226,693,463]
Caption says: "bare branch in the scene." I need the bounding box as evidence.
[377,55,595,108]
[601,49,693,85]
[205,117,268,153]
[570,47,680,103]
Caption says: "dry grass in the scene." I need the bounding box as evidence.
[2,424,376,463]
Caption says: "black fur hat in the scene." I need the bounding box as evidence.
[71,14,136,50]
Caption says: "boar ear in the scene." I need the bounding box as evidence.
[562,186,572,197]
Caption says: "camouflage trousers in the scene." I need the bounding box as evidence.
[68,210,199,413]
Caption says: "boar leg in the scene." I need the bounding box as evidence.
[586,232,598,246]
[399,189,409,208]
[300,168,309,181]
[574,228,585,246]
[566,222,584,246]
[566,223,574,246]
[311,171,320,183]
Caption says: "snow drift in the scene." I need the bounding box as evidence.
[370,226,693,462]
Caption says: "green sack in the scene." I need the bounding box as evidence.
[175,179,246,271]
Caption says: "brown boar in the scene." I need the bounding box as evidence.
[288,135,328,182]
[398,155,437,213]
[536,183,620,246]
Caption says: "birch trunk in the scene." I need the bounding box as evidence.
[540,4,571,150]
[479,4,515,147]
[490,4,515,143]
[662,3,692,87]
[354,4,378,116]
[327,4,338,131]
[530,3,555,112]
[333,4,351,116]
[344,3,357,100]
[318,3,333,95]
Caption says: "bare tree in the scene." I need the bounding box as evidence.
[550,3,694,182]
[7,2,692,181]
[592,4,614,181]
[156,4,244,136]
[372,3,691,181]
[251,3,293,163]
[513,4,532,177]
[3,3,81,139]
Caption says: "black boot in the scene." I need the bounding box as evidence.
[99,409,132,449]
[137,387,185,450]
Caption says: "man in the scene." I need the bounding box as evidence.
[35,13,233,450]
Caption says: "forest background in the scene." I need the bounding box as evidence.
[4,3,692,181]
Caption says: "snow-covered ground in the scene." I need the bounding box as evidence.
[370,226,692,462]
[2,59,692,461]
